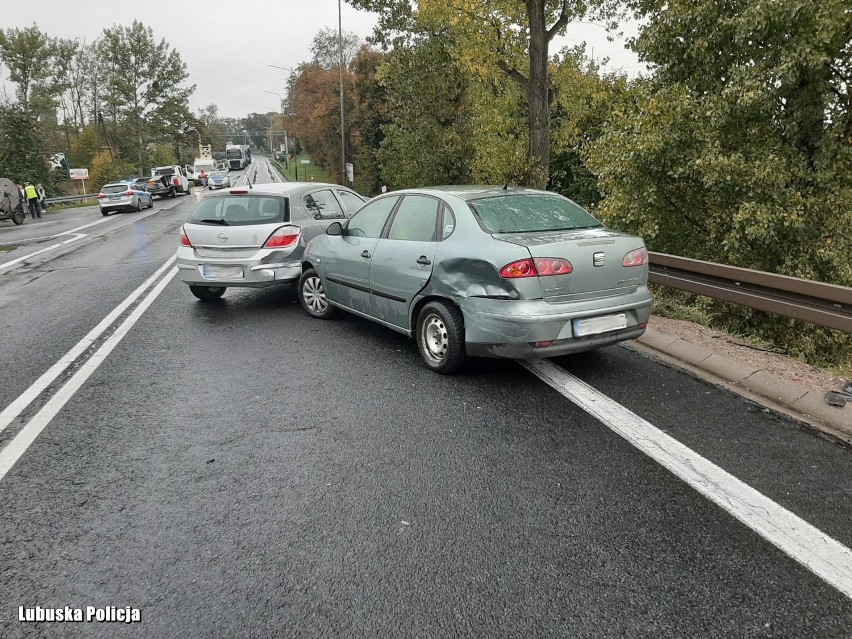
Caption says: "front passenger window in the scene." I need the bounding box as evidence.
[345,196,399,238]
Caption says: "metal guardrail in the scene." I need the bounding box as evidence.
[44,194,97,205]
[648,252,852,334]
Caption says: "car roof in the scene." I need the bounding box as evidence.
[410,185,553,201]
[203,182,347,198]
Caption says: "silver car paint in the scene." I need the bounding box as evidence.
[305,187,653,359]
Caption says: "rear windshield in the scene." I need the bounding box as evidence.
[102,184,131,194]
[188,195,289,226]
[469,194,602,233]
[153,168,174,176]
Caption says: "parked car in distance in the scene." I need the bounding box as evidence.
[176,182,366,301]
[207,170,231,190]
[98,181,154,216]
[298,186,654,374]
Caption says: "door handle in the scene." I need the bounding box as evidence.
[416,256,432,266]
[361,250,371,259]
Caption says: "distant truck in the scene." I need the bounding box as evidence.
[225,144,251,170]
[147,165,190,197]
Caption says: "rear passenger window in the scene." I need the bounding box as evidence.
[304,190,345,220]
[388,195,439,242]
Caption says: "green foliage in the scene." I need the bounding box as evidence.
[377,36,476,188]
[88,151,136,191]
[148,144,177,168]
[0,105,51,185]
[589,0,852,365]
[0,24,64,109]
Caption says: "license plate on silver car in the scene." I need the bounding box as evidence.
[201,265,244,280]
[572,313,627,337]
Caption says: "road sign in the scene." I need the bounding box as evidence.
[300,160,310,165]
[70,168,89,180]
[346,163,354,183]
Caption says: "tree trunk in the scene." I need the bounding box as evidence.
[526,0,550,189]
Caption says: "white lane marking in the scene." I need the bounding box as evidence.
[0,256,176,434]
[0,266,178,483]
[522,358,852,601]
[56,217,112,235]
[0,233,86,272]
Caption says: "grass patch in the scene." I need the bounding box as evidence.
[274,154,334,183]
[0,244,16,252]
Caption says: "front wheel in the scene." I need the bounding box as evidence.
[416,300,467,374]
[12,210,24,225]
[298,269,335,319]
[189,285,226,301]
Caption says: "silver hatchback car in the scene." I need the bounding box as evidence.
[176,182,365,300]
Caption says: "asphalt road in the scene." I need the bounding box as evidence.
[0,158,850,637]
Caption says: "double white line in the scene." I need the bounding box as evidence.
[0,257,178,482]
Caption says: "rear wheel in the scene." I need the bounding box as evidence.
[169,186,177,198]
[298,269,335,319]
[148,197,154,209]
[101,210,109,216]
[12,211,24,225]
[189,285,226,301]
[416,300,467,374]
[136,199,143,212]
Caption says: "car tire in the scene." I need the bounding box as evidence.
[148,198,154,209]
[12,210,24,225]
[101,211,109,216]
[169,186,176,198]
[416,300,467,374]
[189,285,226,301]
[136,199,143,212]
[298,269,335,319]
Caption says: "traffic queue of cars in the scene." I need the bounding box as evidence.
[175,181,653,374]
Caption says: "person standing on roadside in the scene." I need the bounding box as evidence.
[24,182,41,219]
[36,183,46,215]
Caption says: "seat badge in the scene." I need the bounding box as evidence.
[593,252,605,267]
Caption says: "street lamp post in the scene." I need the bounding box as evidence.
[265,84,298,180]
[338,0,346,186]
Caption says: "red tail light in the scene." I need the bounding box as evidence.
[97,194,105,199]
[123,190,133,195]
[264,227,300,248]
[179,227,192,247]
[172,178,180,186]
[533,258,573,276]
[622,247,648,267]
[499,258,573,278]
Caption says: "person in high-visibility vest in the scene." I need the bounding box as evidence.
[24,183,42,219]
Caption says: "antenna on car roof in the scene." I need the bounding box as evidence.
[503,172,514,190]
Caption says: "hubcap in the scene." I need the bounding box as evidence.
[303,276,328,313]
[421,313,448,363]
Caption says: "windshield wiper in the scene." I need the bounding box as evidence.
[197,218,229,225]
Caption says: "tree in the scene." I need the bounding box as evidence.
[588,0,852,365]
[377,36,475,188]
[348,0,620,187]
[0,24,66,111]
[0,104,51,185]
[97,21,194,174]
[311,28,362,71]
[349,46,390,194]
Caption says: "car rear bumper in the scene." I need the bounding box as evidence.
[176,247,301,287]
[99,197,136,212]
[459,286,654,358]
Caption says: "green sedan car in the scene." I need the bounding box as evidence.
[298,186,654,374]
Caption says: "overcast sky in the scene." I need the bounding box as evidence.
[1,0,644,119]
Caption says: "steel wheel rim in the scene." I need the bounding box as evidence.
[303,276,328,313]
[421,313,448,363]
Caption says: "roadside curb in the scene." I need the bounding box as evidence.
[634,328,852,445]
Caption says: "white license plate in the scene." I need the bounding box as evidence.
[572,313,627,337]
[201,265,244,280]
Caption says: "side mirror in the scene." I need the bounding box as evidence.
[326,222,343,236]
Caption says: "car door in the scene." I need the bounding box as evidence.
[321,195,399,315]
[368,195,441,329]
